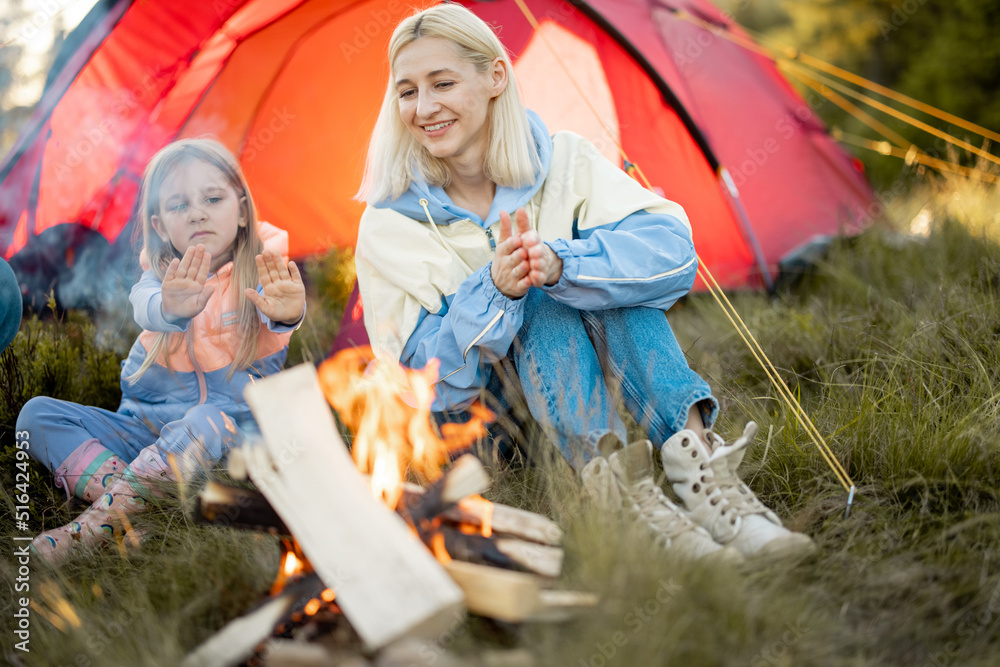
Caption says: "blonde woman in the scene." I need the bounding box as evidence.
[356,5,813,562]
[19,139,305,563]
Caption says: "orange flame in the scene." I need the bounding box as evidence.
[270,539,312,596]
[430,532,452,564]
[457,494,495,538]
[318,347,492,509]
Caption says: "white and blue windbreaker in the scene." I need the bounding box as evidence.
[355,111,697,412]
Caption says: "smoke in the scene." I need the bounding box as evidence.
[8,222,140,337]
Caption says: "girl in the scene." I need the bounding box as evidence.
[354,5,813,562]
[18,139,305,563]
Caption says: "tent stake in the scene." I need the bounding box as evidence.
[844,485,856,519]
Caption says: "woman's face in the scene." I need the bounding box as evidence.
[393,37,507,172]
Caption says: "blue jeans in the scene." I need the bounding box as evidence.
[444,289,718,470]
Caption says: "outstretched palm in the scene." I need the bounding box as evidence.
[161,245,215,321]
[245,250,306,325]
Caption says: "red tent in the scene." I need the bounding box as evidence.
[0,0,872,309]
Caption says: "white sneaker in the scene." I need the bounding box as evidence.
[580,456,622,511]
[609,440,742,565]
[661,424,816,561]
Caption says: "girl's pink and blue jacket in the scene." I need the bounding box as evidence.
[121,221,299,428]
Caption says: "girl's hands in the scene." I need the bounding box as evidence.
[161,245,215,322]
[491,208,563,299]
[245,250,306,325]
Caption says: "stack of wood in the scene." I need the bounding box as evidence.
[182,365,594,667]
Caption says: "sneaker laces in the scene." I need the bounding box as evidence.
[702,430,771,521]
[715,475,771,519]
[628,478,695,541]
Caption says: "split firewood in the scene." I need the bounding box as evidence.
[244,364,465,652]
[442,560,542,623]
[398,455,490,528]
[227,447,249,481]
[439,527,563,579]
[441,501,563,547]
[198,480,290,535]
[401,483,563,546]
[261,639,363,667]
[181,581,304,667]
[529,590,600,623]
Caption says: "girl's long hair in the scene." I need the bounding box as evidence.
[129,138,264,383]
[356,3,541,204]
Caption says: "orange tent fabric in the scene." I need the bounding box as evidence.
[0,0,872,308]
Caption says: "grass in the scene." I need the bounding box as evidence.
[4,172,1000,666]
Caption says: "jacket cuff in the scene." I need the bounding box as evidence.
[483,263,527,313]
[263,301,307,333]
[156,299,191,332]
[539,239,577,296]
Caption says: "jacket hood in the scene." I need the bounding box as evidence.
[376,109,552,226]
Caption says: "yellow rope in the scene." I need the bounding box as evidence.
[768,43,1000,146]
[780,59,1000,170]
[835,131,1000,184]
[781,67,911,150]
[672,9,1000,149]
[510,0,855,492]
[780,66,993,183]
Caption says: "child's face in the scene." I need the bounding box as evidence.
[151,159,246,273]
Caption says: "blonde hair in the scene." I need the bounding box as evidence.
[356,3,541,204]
[130,138,264,383]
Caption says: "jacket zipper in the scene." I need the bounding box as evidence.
[187,327,207,405]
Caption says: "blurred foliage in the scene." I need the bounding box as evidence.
[0,0,66,162]
[718,0,1000,189]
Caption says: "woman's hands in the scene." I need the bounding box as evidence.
[245,250,306,325]
[491,208,562,299]
[161,245,215,322]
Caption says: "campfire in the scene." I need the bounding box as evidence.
[184,351,592,667]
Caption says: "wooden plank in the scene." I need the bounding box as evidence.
[442,560,541,623]
[401,483,563,546]
[181,590,296,667]
[198,481,290,535]
[244,364,465,652]
[441,502,563,546]
[529,590,600,623]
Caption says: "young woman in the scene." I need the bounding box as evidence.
[354,4,813,562]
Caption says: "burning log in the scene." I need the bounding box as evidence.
[440,498,563,547]
[438,527,563,579]
[397,454,490,528]
[243,364,465,652]
[199,480,290,535]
